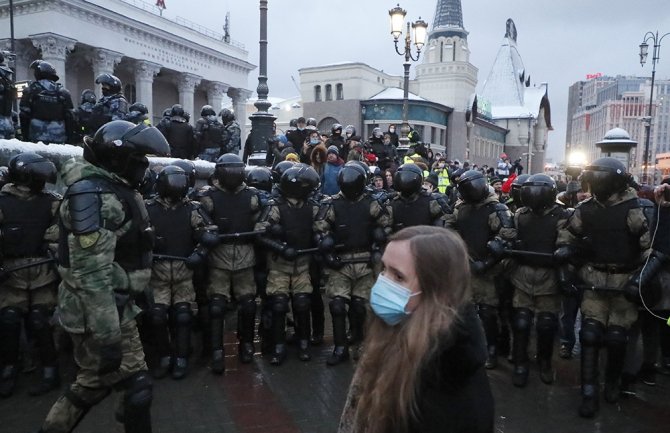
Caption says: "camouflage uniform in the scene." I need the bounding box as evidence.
[314,190,390,364]
[88,93,129,133]
[0,183,60,397]
[0,62,16,139]
[195,115,225,162]
[222,120,241,155]
[387,190,450,232]
[40,159,153,432]
[445,192,516,368]
[19,79,74,144]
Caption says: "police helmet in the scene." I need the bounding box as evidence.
[510,173,531,205]
[456,170,489,203]
[393,163,424,197]
[162,108,171,118]
[520,174,556,212]
[279,165,320,199]
[30,60,59,82]
[80,89,96,105]
[169,159,197,189]
[219,108,235,123]
[246,167,273,193]
[372,127,383,139]
[129,102,148,115]
[84,121,170,187]
[170,104,185,118]
[331,123,343,135]
[289,119,298,128]
[338,163,367,200]
[344,125,356,137]
[156,166,189,201]
[95,73,122,96]
[582,157,629,201]
[272,160,296,184]
[306,117,317,129]
[8,153,57,192]
[200,105,216,117]
[214,153,245,191]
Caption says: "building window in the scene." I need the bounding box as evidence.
[124,84,136,104]
[314,85,322,102]
[336,83,344,100]
[325,84,332,101]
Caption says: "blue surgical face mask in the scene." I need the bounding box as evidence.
[370,274,421,326]
[310,138,320,145]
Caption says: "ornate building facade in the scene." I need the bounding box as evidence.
[0,0,255,128]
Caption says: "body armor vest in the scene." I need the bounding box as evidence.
[517,206,566,266]
[210,188,256,235]
[580,198,640,265]
[332,196,372,251]
[278,199,313,249]
[203,121,224,149]
[147,201,194,257]
[30,81,67,121]
[456,202,494,261]
[391,193,433,232]
[59,178,153,271]
[0,192,54,258]
[0,75,15,117]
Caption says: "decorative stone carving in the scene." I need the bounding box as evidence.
[91,48,123,74]
[206,82,229,99]
[135,60,162,81]
[30,33,76,60]
[176,73,202,93]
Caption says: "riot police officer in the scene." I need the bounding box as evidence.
[505,173,531,213]
[509,174,570,387]
[195,105,226,161]
[254,165,321,365]
[219,108,241,155]
[19,60,74,144]
[158,104,197,160]
[388,163,450,232]
[445,169,516,369]
[89,73,128,133]
[325,123,346,159]
[198,154,263,373]
[556,157,651,418]
[75,89,97,141]
[0,153,60,397]
[145,166,217,380]
[0,53,16,139]
[38,120,170,433]
[314,162,391,365]
[126,102,150,126]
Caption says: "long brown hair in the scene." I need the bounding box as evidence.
[353,226,471,433]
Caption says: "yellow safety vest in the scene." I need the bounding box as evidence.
[436,168,450,194]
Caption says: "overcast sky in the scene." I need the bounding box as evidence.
[166,0,670,163]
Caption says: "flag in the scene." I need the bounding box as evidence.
[156,0,166,9]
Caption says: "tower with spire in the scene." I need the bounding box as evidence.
[415,0,478,158]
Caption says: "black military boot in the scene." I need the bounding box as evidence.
[209,295,227,375]
[604,326,627,404]
[148,304,172,379]
[511,309,532,388]
[269,295,289,366]
[578,319,604,418]
[28,365,60,396]
[536,312,558,385]
[172,303,192,380]
[259,299,274,356]
[478,304,500,369]
[292,294,312,362]
[327,298,349,366]
[237,296,257,364]
[0,365,19,398]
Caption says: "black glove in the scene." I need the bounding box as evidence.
[98,341,123,375]
[185,250,206,270]
[324,253,343,270]
[487,239,507,259]
[281,246,298,261]
[199,231,220,248]
[623,283,641,305]
[470,260,487,275]
[553,246,573,264]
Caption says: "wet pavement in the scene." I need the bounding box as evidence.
[1,316,669,433]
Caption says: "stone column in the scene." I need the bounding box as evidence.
[229,88,252,141]
[206,82,229,114]
[30,33,76,85]
[134,60,162,120]
[90,48,123,99]
[176,73,202,125]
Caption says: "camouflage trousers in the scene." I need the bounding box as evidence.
[325,261,375,301]
[41,320,148,432]
[581,289,638,328]
[266,265,312,296]
[471,272,499,307]
[513,290,561,315]
[149,260,196,310]
[29,118,67,144]
[0,259,59,310]
[207,266,257,300]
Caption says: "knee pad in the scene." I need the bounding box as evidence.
[209,295,227,319]
[0,306,23,329]
[148,304,169,327]
[172,303,192,326]
[270,295,289,314]
[237,295,257,315]
[580,319,605,347]
[350,296,367,316]
[329,297,348,317]
[512,308,533,332]
[478,303,497,321]
[292,293,311,313]
[124,371,153,412]
[605,325,628,347]
[535,312,558,334]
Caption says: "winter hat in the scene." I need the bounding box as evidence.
[425,172,439,188]
[489,177,502,186]
[327,145,339,155]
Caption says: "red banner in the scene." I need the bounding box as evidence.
[586,73,602,80]
[156,0,166,9]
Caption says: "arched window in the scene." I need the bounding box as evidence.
[336,83,344,100]
[314,85,322,102]
[325,84,332,101]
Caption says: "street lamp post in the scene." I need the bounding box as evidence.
[639,30,670,183]
[249,0,276,160]
[388,4,427,146]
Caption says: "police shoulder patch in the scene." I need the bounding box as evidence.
[78,232,100,249]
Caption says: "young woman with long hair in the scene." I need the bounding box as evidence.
[338,226,494,433]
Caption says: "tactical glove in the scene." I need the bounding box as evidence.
[98,341,123,375]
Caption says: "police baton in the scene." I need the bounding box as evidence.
[293,244,345,256]
[0,257,56,280]
[503,250,554,259]
[152,254,188,262]
[575,284,623,293]
[218,230,267,241]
